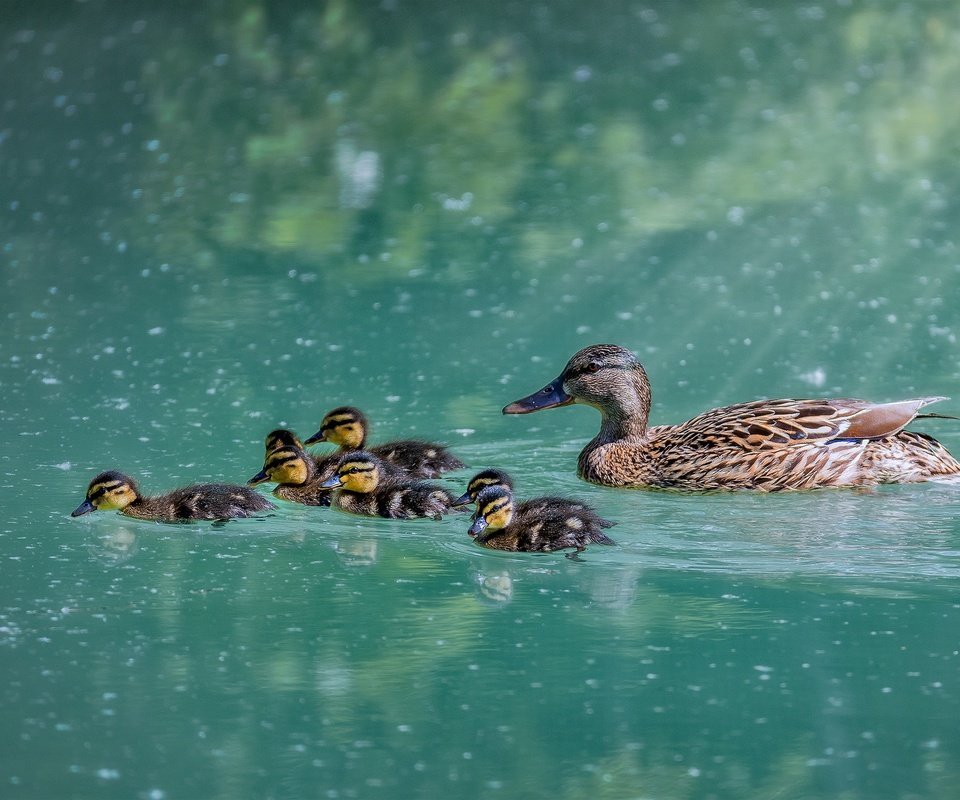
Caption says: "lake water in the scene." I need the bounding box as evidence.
[3,2,960,798]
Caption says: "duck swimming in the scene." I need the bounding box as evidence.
[72,471,274,521]
[248,444,335,506]
[468,485,616,554]
[304,406,465,478]
[503,343,960,491]
[453,469,596,521]
[319,451,460,520]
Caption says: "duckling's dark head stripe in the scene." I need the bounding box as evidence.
[89,480,124,500]
[482,498,511,517]
[322,412,358,432]
[340,462,375,476]
[266,448,300,467]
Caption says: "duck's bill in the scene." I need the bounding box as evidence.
[319,475,342,489]
[303,430,325,445]
[71,499,96,517]
[247,469,269,485]
[468,517,488,537]
[451,491,472,507]
[502,376,573,414]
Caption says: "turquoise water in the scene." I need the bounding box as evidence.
[4,2,960,798]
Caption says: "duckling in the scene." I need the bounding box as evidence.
[453,468,597,521]
[264,428,307,453]
[249,443,410,506]
[248,444,334,506]
[261,427,340,490]
[71,470,274,522]
[319,451,460,520]
[304,406,465,478]
[468,486,616,554]
[452,468,515,507]
[504,343,960,491]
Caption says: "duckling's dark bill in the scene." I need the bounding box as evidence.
[303,430,325,445]
[319,475,343,489]
[71,499,96,517]
[247,469,269,485]
[503,378,574,414]
[468,517,487,537]
[452,491,473,507]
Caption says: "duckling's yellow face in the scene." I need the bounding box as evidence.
[250,447,310,485]
[469,487,514,536]
[319,410,365,449]
[72,472,138,516]
[336,456,379,493]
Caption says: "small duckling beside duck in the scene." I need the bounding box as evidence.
[304,406,465,478]
[248,444,334,506]
[468,485,616,554]
[72,470,274,522]
[320,451,460,520]
[453,469,593,520]
[504,343,960,491]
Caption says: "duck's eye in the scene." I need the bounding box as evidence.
[584,361,601,374]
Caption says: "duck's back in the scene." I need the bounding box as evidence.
[370,439,465,479]
[594,397,960,490]
[480,500,615,552]
[335,478,457,519]
[127,484,274,521]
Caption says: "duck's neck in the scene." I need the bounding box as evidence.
[592,365,652,444]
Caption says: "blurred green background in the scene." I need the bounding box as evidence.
[3,2,960,798]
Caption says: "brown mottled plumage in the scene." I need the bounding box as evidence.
[503,343,960,491]
[248,444,335,506]
[468,486,616,553]
[319,451,460,520]
[304,406,465,478]
[71,470,274,522]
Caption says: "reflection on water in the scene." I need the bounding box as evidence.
[4,0,960,798]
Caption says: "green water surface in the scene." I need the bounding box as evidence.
[3,2,960,798]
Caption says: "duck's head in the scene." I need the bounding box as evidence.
[264,428,304,453]
[453,469,514,507]
[502,344,651,422]
[468,485,514,537]
[249,446,313,486]
[320,451,381,493]
[72,470,139,516]
[304,406,368,449]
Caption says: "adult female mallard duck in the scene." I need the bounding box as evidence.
[468,485,616,553]
[248,444,335,506]
[319,451,460,520]
[503,343,960,491]
[71,471,274,521]
[303,406,465,478]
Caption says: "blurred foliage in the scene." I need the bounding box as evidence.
[122,0,960,270]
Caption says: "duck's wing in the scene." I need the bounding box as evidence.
[676,397,949,450]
